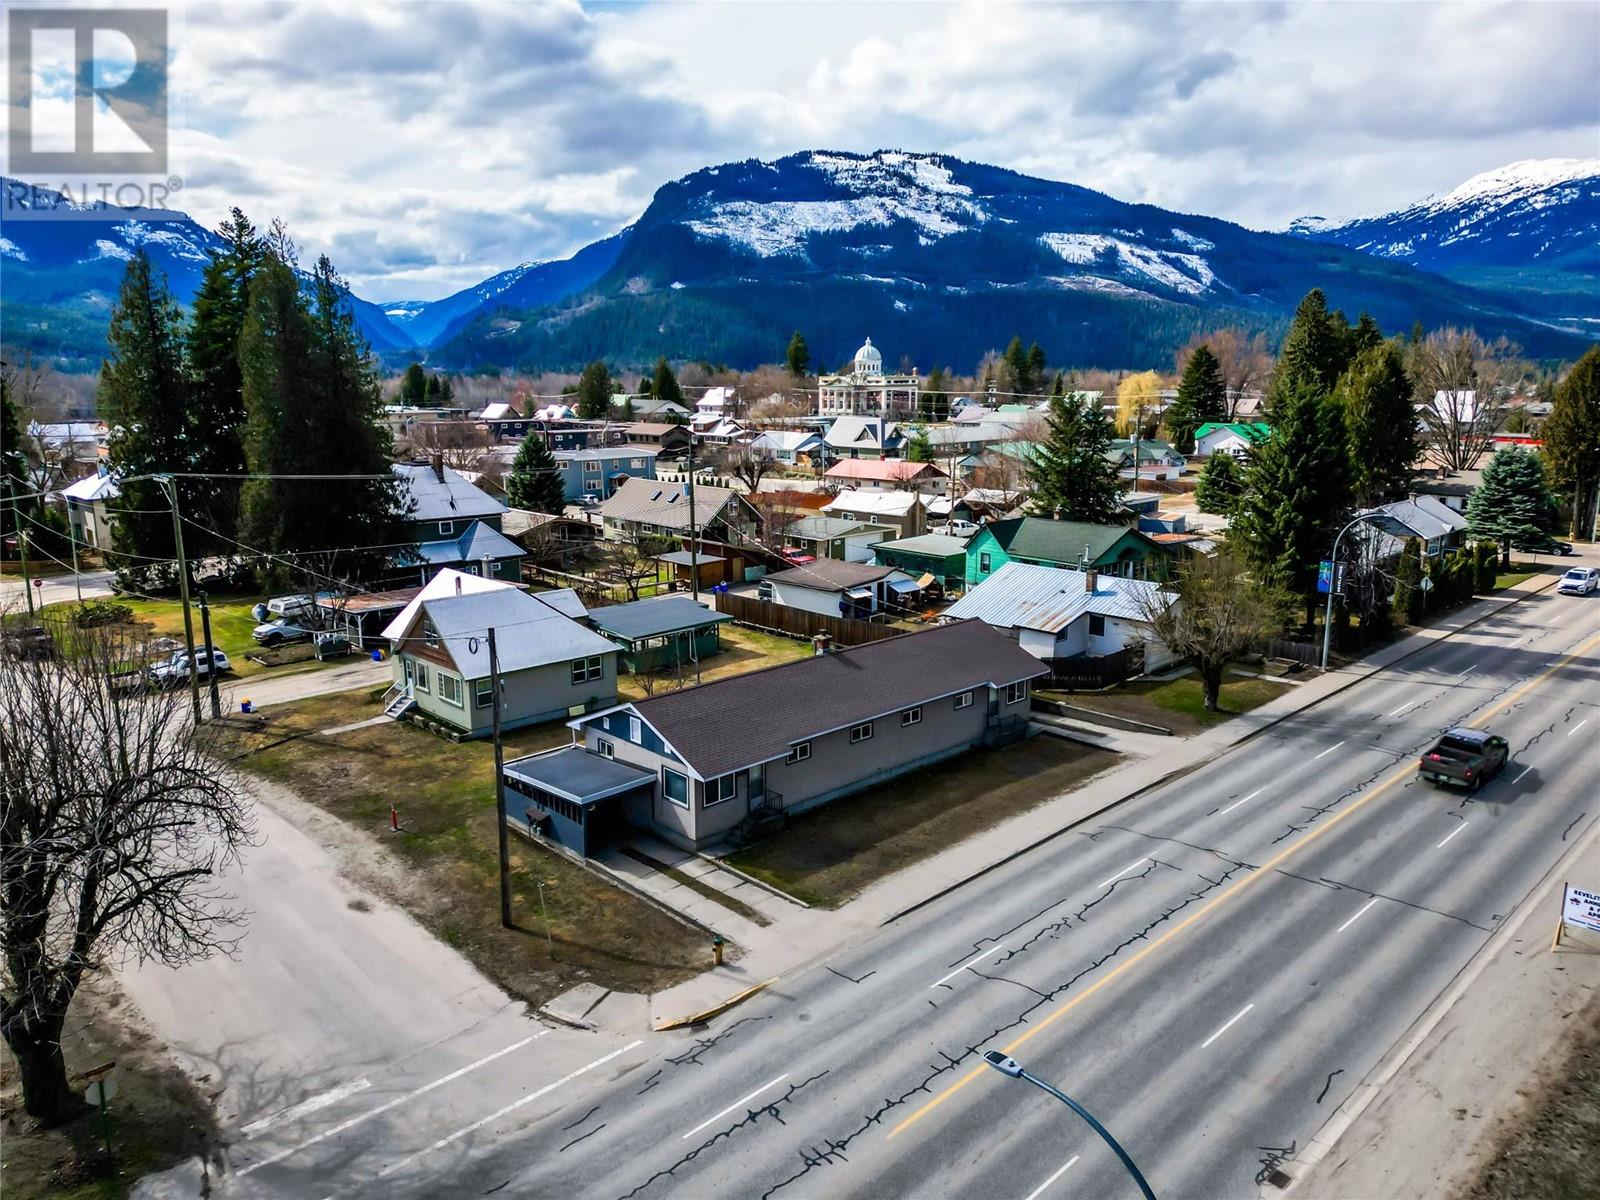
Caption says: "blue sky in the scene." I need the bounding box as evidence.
[125,0,1600,300]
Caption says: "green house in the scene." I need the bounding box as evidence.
[872,533,972,590]
[965,517,1170,586]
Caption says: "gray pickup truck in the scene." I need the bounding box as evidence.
[1418,727,1509,791]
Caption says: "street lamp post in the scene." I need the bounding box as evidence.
[1319,509,1389,672]
[983,1051,1157,1200]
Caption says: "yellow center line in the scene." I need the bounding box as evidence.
[887,626,1600,1142]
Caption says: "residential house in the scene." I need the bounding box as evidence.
[1106,439,1186,482]
[555,447,658,502]
[1367,495,1470,558]
[821,488,926,539]
[945,561,1178,671]
[622,422,692,458]
[383,573,618,736]
[818,337,919,418]
[691,416,748,448]
[502,620,1045,854]
[966,517,1170,586]
[758,559,919,618]
[587,595,732,674]
[695,386,738,418]
[750,429,826,468]
[1194,422,1272,458]
[624,393,693,420]
[405,521,525,583]
[501,509,597,563]
[824,416,905,460]
[871,533,971,592]
[61,468,119,549]
[597,477,764,545]
[395,459,508,541]
[824,458,948,492]
[783,516,894,563]
[477,402,520,422]
[1410,466,1486,514]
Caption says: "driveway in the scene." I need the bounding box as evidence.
[223,657,393,710]
[0,566,116,610]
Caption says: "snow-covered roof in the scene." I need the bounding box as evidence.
[751,430,822,453]
[822,488,922,518]
[62,472,120,503]
[478,402,520,421]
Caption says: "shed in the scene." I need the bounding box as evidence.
[871,533,971,589]
[588,596,732,673]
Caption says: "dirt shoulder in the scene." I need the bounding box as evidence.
[0,974,221,1200]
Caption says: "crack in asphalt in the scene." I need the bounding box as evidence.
[1562,812,1586,841]
[635,1069,662,1097]
[825,966,878,985]
[964,967,1052,1000]
[613,1071,832,1200]
[560,1105,600,1132]
[753,864,1251,1198]
[1316,1069,1344,1104]
[665,1016,772,1067]
[559,1124,606,1153]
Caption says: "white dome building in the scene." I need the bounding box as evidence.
[819,336,919,419]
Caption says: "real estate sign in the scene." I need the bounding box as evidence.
[1561,884,1600,936]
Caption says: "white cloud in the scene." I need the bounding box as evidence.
[78,0,1596,300]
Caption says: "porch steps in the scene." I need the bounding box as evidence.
[383,693,416,721]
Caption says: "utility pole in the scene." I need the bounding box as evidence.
[686,430,700,601]
[18,529,34,618]
[488,627,513,929]
[68,512,82,604]
[155,476,201,724]
[197,593,222,719]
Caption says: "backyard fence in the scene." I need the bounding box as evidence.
[1039,647,1135,691]
[713,592,902,646]
[1266,637,1320,665]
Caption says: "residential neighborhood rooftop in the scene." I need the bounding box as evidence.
[765,559,899,591]
[597,477,746,531]
[413,521,525,566]
[395,461,508,524]
[822,488,922,517]
[945,561,1172,632]
[587,596,731,640]
[402,588,617,679]
[986,516,1155,564]
[824,459,946,483]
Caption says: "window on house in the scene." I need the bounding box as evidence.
[901,707,922,727]
[955,691,973,710]
[786,741,811,764]
[850,721,874,743]
[629,715,643,743]
[663,769,689,809]
[422,619,439,648]
[571,656,603,684]
[414,663,430,693]
[980,552,993,574]
[706,775,737,807]
[1089,613,1107,637]
[437,673,463,707]
[598,738,614,759]
[1006,681,1027,704]
[438,521,454,536]
[474,678,494,707]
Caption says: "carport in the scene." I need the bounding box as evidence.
[502,745,655,857]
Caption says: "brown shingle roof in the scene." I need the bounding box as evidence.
[629,620,1046,778]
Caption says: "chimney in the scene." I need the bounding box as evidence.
[431,452,445,483]
[1085,569,1098,594]
[455,575,463,595]
[812,632,834,656]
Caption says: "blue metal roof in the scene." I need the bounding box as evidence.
[588,595,732,641]
[505,746,654,805]
[414,520,525,565]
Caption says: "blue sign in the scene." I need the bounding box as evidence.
[1317,560,1334,594]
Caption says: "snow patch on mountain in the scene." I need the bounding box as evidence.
[688,195,979,257]
[1169,228,1215,252]
[111,220,211,262]
[1038,233,1216,295]
[0,237,25,261]
[93,239,133,261]
[1423,158,1600,216]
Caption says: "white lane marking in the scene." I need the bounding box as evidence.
[931,944,1006,989]
[1389,700,1416,717]
[1218,789,1264,816]
[238,1033,546,1176]
[1568,718,1588,737]
[1436,821,1470,849]
[376,1039,642,1179]
[1335,897,1380,934]
[680,1073,791,1140]
[1313,742,1346,761]
[1023,1154,1081,1200]
[1512,765,1534,783]
[1458,664,1477,678]
[1095,857,1149,889]
[1201,1003,1255,1049]
[241,1078,372,1138]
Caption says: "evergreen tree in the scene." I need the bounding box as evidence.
[1167,344,1226,453]
[621,395,636,421]
[505,433,566,514]
[1026,392,1122,523]
[1232,380,1352,624]
[1336,340,1417,508]
[424,374,442,405]
[1350,312,1384,356]
[1391,538,1424,625]
[637,375,652,397]
[785,331,811,377]
[399,361,428,406]
[185,208,266,560]
[576,360,614,420]
[1194,450,1246,514]
[1,368,31,554]
[240,253,403,576]
[906,426,933,463]
[1270,288,1353,406]
[923,366,951,422]
[1466,446,1561,565]
[651,357,684,412]
[1541,346,1600,539]
[102,251,191,578]
[1025,342,1047,395]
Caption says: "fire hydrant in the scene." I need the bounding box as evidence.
[712,934,725,966]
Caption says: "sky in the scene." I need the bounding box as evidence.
[75,0,1600,300]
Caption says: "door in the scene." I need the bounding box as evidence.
[402,658,415,694]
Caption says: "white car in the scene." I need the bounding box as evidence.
[148,647,231,687]
[1556,566,1600,595]
[931,519,981,538]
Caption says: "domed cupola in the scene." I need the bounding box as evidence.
[853,336,883,376]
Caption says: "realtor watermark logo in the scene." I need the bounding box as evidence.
[6,5,180,218]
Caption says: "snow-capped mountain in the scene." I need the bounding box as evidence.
[434,149,1590,371]
[1290,158,1600,320]
[0,180,416,368]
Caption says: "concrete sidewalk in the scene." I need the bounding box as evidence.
[628,567,1564,1029]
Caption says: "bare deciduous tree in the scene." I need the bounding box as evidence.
[722,445,779,494]
[1408,328,1512,472]
[402,420,495,472]
[1,617,256,1123]
[601,536,670,601]
[1137,551,1292,711]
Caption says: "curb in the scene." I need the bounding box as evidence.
[880,572,1561,928]
[696,851,813,910]
[1271,811,1600,1197]
[653,977,779,1031]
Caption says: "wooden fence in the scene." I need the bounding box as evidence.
[1266,637,1320,665]
[1039,648,1134,691]
[714,592,902,646]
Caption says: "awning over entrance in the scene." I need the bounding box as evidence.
[503,746,655,856]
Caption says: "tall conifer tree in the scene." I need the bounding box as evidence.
[1026,392,1122,523]
[1167,344,1227,453]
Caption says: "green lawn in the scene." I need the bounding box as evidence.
[1053,670,1292,736]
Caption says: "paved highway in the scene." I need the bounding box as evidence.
[218,585,1597,1199]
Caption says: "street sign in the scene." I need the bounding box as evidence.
[1418,576,1434,593]
[1561,884,1600,936]
[84,1077,117,1107]
[1317,561,1333,594]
